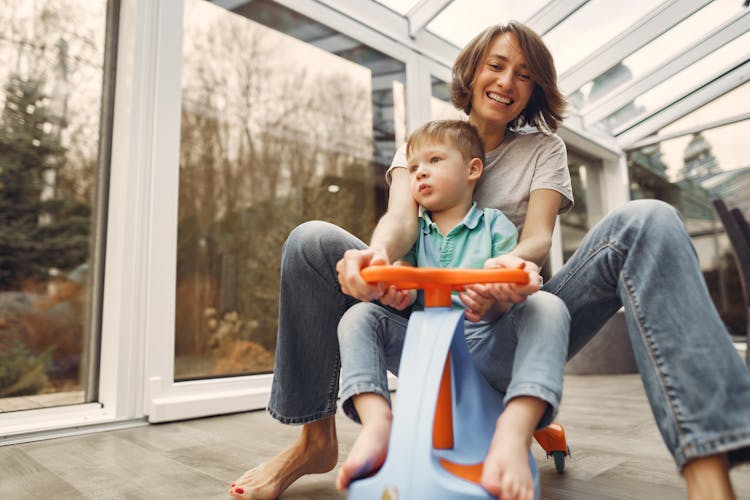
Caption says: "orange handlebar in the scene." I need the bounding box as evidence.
[361,266,529,307]
[360,265,530,290]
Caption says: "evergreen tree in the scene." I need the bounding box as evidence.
[681,132,719,183]
[0,73,90,291]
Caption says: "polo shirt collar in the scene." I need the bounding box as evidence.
[420,202,482,234]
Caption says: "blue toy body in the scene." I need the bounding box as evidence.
[347,307,540,500]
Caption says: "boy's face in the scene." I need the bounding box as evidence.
[406,140,481,212]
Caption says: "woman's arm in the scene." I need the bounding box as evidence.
[369,168,420,261]
[336,167,419,301]
[512,188,563,266]
[471,188,563,307]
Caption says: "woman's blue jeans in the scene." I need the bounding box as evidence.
[267,199,750,469]
[337,292,570,429]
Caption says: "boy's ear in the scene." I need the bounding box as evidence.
[468,157,483,180]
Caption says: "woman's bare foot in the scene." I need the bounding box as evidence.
[229,417,338,499]
[335,416,391,490]
[683,453,736,500]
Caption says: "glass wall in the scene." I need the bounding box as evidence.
[174,0,405,380]
[559,151,603,263]
[627,83,750,340]
[0,0,110,410]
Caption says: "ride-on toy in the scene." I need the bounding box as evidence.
[347,266,570,500]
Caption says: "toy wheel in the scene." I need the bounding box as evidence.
[552,450,566,473]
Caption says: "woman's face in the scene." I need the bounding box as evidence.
[470,32,535,130]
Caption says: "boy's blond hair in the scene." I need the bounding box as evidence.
[406,120,485,165]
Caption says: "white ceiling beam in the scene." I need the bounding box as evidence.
[308,33,361,53]
[616,60,750,148]
[406,0,452,38]
[582,9,750,127]
[558,0,712,95]
[625,111,750,150]
[525,0,589,35]
[296,0,459,67]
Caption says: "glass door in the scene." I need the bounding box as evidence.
[145,0,411,422]
[0,0,111,416]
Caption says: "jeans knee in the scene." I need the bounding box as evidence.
[338,302,380,344]
[527,291,570,324]
[617,199,682,232]
[284,221,337,255]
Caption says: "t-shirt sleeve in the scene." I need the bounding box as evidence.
[530,135,574,215]
[385,143,408,186]
[490,210,518,257]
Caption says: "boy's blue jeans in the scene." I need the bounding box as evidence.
[337,291,570,429]
[268,199,750,469]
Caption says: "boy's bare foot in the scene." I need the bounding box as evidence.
[480,415,535,500]
[229,417,337,499]
[335,417,392,491]
[481,396,545,500]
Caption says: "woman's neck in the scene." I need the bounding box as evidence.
[469,117,506,152]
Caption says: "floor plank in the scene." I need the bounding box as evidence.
[1,374,749,499]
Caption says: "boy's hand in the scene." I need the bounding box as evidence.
[380,286,416,311]
[459,284,498,322]
[482,254,542,304]
[336,248,389,301]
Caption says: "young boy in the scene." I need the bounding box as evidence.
[336,120,570,500]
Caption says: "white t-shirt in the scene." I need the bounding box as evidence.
[387,129,574,234]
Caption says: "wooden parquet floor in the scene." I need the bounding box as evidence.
[1,374,749,499]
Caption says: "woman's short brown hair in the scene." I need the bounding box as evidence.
[450,22,566,133]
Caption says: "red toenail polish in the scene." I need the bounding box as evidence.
[231,483,235,487]
[235,487,244,494]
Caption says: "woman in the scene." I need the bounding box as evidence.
[229,22,750,500]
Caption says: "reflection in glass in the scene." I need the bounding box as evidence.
[573,0,744,108]
[628,127,747,339]
[430,77,464,120]
[658,82,750,139]
[543,0,659,75]
[606,31,750,133]
[0,0,107,410]
[176,0,382,380]
[427,0,547,47]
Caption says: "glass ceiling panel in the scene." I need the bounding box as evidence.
[576,0,745,108]
[606,31,750,133]
[656,81,750,139]
[374,0,420,15]
[426,0,548,47]
[647,119,749,183]
[543,0,669,76]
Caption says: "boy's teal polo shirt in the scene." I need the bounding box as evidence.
[403,202,518,309]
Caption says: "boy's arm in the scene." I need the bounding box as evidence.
[462,212,518,322]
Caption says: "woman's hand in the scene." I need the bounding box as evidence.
[482,254,542,304]
[336,248,389,301]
